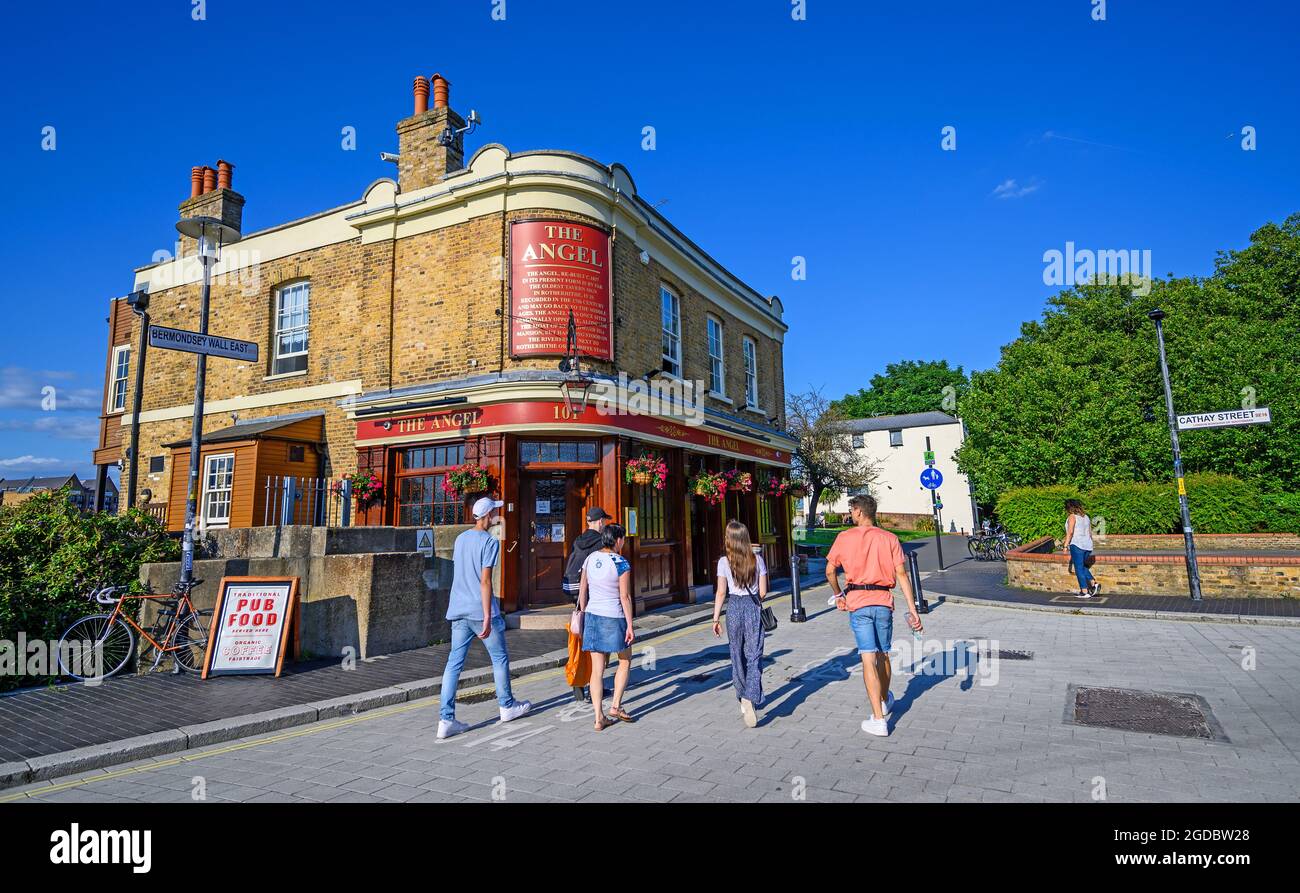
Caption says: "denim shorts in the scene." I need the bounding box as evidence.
[849,605,894,654]
[581,613,630,654]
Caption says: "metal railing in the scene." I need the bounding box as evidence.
[142,504,168,525]
[261,476,354,528]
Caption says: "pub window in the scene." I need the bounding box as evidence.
[397,443,466,526]
[108,345,130,413]
[889,429,903,447]
[706,316,725,395]
[758,495,777,539]
[520,440,599,465]
[638,480,668,542]
[743,337,758,408]
[852,433,864,449]
[660,285,681,377]
[148,456,165,474]
[200,454,235,528]
[272,281,311,375]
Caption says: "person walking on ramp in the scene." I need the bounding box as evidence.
[712,520,769,728]
[825,494,922,738]
[1064,498,1100,598]
[436,496,532,740]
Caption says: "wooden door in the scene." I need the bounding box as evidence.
[522,474,572,607]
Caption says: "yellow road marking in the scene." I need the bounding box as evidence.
[3,592,801,801]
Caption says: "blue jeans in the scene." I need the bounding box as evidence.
[849,605,894,654]
[439,615,516,721]
[1069,545,1095,590]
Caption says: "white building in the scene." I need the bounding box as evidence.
[808,411,978,534]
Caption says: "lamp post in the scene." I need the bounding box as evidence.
[1148,308,1203,601]
[124,289,150,509]
[174,216,241,587]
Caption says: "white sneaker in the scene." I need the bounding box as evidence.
[861,717,890,737]
[740,698,758,728]
[880,691,895,718]
[500,700,532,723]
[437,718,469,740]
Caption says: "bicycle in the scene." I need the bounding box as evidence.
[56,579,212,681]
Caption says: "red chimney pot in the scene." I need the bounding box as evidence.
[431,73,449,109]
[217,159,233,190]
[202,166,217,193]
[190,166,203,199]
[413,76,430,115]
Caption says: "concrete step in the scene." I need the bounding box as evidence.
[505,606,572,630]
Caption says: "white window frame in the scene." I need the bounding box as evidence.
[742,337,759,408]
[273,281,311,375]
[108,345,130,413]
[706,315,725,396]
[660,285,681,377]
[889,429,904,447]
[201,453,235,529]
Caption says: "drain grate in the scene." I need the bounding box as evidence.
[983,648,1033,661]
[1065,684,1228,741]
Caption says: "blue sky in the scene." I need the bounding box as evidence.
[1,0,1297,481]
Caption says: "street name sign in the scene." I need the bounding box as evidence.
[920,468,943,490]
[1176,407,1271,431]
[149,324,259,362]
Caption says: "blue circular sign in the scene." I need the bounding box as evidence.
[920,468,943,490]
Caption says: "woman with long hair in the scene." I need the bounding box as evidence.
[577,523,637,731]
[712,520,769,728]
[1065,499,1100,598]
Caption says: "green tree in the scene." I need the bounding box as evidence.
[832,360,969,418]
[786,388,877,527]
[956,214,1300,505]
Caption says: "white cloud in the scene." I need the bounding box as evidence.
[0,415,100,441]
[0,455,68,471]
[992,178,1042,200]
[0,367,99,411]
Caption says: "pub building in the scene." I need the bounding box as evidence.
[93,73,798,614]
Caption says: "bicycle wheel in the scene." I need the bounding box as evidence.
[993,538,1010,560]
[170,610,212,674]
[967,537,980,559]
[57,614,134,680]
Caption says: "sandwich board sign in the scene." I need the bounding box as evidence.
[202,577,299,678]
[1176,407,1271,431]
[416,528,435,557]
[149,324,259,362]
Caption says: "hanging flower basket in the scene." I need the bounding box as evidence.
[441,463,491,499]
[332,470,383,508]
[624,454,668,490]
[722,469,753,493]
[689,470,728,505]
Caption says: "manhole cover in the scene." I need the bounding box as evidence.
[1049,595,1109,604]
[1065,685,1228,741]
[982,648,1033,661]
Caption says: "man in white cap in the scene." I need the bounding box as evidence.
[437,495,531,739]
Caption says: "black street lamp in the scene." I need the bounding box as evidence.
[1148,308,1203,601]
[174,216,241,588]
[124,288,150,509]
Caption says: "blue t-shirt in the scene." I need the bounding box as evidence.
[448,527,502,622]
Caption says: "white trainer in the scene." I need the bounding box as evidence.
[436,718,470,740]
[861,717,890,737]
[500,700,532,723]
[740,698,758,728]
[880,691,895,718]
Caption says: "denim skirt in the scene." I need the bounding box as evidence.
[582,613,629,654]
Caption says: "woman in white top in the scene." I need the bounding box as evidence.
[577,523,636,731]
[712,520,769,728]
[1065,499,1100,598]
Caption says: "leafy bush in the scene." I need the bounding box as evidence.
[1182,473,1264,533]
[1261,492,1300,533]
[0,490,179,691]
[913,516,935,533]
[994,485,1083,541]
[822,511,842,527]
[1086,482,1173,535]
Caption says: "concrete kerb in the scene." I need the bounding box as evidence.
[0,600,725,792]
[931,590,1300,628]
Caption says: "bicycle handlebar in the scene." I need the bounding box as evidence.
[94,586,122,604]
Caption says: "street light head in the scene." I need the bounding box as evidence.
[1147,308,1167,322]
[175,215,242,252]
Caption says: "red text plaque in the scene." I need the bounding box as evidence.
[510,219,613,360]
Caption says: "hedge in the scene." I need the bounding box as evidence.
[0,489,178,691]
[994,474,1296,541]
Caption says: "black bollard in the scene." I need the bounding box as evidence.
[908,550,929,615]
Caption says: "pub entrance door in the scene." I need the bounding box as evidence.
[520,471,596,608]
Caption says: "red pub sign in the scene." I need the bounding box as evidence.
[510,219,613,360]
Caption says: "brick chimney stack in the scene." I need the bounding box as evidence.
[395,72,466,192]
[178,159,244,255]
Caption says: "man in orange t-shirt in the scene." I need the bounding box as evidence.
[825,494,922,738]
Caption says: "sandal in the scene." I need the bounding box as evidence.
[594,714,613,732]
[609,705,636,723]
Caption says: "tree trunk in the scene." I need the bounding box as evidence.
[806,483,825,529]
